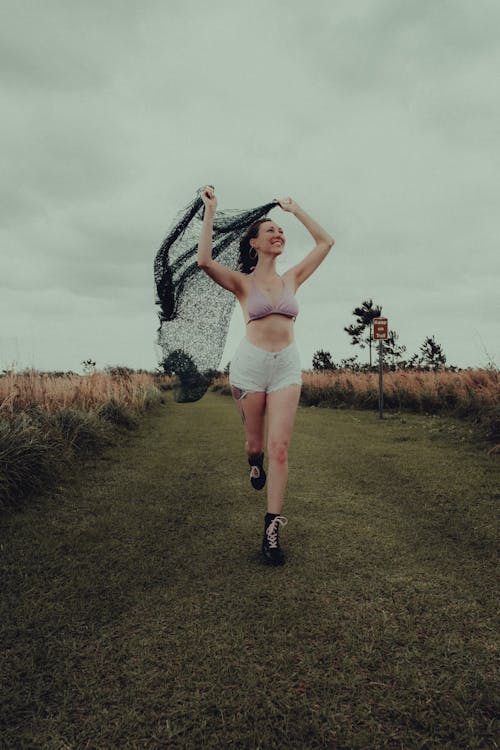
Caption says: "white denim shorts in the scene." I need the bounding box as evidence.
[229,338,302,396]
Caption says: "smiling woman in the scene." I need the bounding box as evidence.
[197,186,335,566]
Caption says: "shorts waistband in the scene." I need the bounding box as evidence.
[241,338,297,359]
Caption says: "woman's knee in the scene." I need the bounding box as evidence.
[268,438,289,465]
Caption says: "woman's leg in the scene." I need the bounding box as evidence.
[265,384,301,514]
[231,387,266,456]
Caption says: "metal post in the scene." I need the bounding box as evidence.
[378,339,384,419]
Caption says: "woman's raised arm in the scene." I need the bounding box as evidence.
[197,186,245,296]
[278,197,335,289]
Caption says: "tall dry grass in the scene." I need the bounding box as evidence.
[304,368,500,440]
[301,368,499,408]
[212,368,500,440]
[0,370,161,415]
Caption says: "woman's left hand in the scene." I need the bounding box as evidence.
[275,196,299,214]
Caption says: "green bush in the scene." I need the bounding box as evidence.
[52,408,112,456]
[0,414,63,507]
[97,399,139,430]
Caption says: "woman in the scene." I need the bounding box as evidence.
[198,186,334,565]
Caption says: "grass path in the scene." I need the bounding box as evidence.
[1,393,498,749]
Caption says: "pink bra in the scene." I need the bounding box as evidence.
[247,274,299,324]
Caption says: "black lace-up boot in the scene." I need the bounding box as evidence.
[248,452,266,490]
[262,513,288,565]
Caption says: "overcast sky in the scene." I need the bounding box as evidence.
[1,0,498,374]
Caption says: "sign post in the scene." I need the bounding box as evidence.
[373,317,389,419]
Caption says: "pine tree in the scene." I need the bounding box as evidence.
[344,299,382,367]
[419,336,447,371]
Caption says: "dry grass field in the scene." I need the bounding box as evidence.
[0,369,162,414]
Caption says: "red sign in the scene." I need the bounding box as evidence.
[373,317,389,340]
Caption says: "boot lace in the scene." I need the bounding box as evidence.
[266,516,288,549]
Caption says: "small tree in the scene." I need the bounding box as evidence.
[344,299,383,367]
[382,330,407,370]
[160,349,217,403]
[312,349,336,371]
[161,350,196,377]
[82,358,96,375]
[419,336,447,371]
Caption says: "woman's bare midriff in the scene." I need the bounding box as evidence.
[244,314,295,352]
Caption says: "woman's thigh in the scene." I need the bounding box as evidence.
[266,384,301,448]
[231,387,267,447]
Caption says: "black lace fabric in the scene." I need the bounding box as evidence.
[154,188,277,402]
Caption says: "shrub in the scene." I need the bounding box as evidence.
[97,399,139,430]
[0,414,63,507]
[52,408,112,456]
[138,385,164,410]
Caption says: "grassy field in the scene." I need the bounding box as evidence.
[1,392,498,749]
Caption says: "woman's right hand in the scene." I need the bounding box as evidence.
[201,185,217,213]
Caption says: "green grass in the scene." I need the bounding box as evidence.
[1,393,498,749]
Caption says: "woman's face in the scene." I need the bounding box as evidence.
[252,221,286,257]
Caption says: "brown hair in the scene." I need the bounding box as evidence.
[238,217,272,274]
